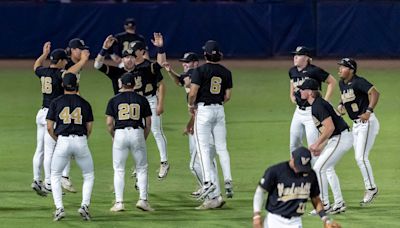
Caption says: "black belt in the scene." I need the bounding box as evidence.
[60,134,84,137]
[298,106,309,110]
[116,126,141,130]
[204,102,222,106]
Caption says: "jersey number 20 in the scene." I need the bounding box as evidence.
[210,76,222,94]
[59,107,82,124]
[118,103,140,120]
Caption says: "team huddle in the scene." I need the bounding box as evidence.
[253,47,380,228]
[31,18,233,221]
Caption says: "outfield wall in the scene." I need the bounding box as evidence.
[1,1,400,58]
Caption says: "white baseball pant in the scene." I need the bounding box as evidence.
[313,130,353,205]
[194,103,232,184]
[51,135,94,209]
[113,127,148,201]
[264,213,302,228]
[353,113,379,190]
[290,106,319,164]
[147,95,168,162]
[33,108,70,184]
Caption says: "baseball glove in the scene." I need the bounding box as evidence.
[324,220,342,228]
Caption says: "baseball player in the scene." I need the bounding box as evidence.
[188,40,233,202]
[298,79,353,214]
[164,53,224,209]
[337,58,380,206]
[106,72,154,212]
[109,18,149,66]
[289,46,337,159]
[46,73,94,221]
[252,147,341,228]
[32,42,89,195]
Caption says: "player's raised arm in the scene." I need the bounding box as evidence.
[67,50,90,74]
[324,75,337,102]
[151,32,166,66]
[94,35,116,69]
[34,41,51,71]
[163,62,181,86]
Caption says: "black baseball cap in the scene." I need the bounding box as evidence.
[292,46,312,57]
[292,147,312,173]
[298,78,319,90]
[124,18,136,27]
[69,38,89,50]
[50,49,68,61]
[130,41,146,52]
[179,52,199,62]
[62,73,78,90]
[122,48,134,57]
[120,72,135,86]
[203,40,221,55]
[338,58,357,71]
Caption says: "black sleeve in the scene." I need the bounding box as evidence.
[98,64,123,80]
[354,77,374,94]
[105,99,115,117]
[226,71,233,89]
[178,73,189,86]
[34,66,46,78]
[191,68,202,86]
[312,66,330,82]
[313,101,331,123]
[142,98,152,118]
[259,167,276,192]
[309,171,320,198]
[152,62,163,83]
[86,102,94,122]
[46,101,57,121]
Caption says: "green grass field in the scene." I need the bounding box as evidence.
[0,60,399,227]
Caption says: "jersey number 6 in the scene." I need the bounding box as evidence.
[210,76,222,94]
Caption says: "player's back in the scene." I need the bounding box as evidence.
[34,66,64,108]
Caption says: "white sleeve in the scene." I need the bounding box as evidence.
[253,185,266,213]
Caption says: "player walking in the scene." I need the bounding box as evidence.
[337,58,380,206]
[188,40,233,202]
[106,72,154,212]
[252,147,341,228]
[299,79,353,214]
[289,46,336,157]
[46,73,95,221]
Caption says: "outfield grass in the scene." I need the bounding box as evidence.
[0,61,399,227]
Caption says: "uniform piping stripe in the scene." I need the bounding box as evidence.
[190,149,203,185]
[159,114,168,160]
[318,134,341,204]
[194,112,206,183]
[362,121,373,188]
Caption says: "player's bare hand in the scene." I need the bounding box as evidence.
[151,32,164,48]
[188,106,197,116]
[81,50,90,61]
[358,112,370,123]
[156,104,164,116]
[309,143,322,156]
[163,62,171,72]
[290,95,296,104]
[103,35,116,49]
[337,104,346,116]
[324,220,342,228]
[252,215,263,228]
[43,41,51,55]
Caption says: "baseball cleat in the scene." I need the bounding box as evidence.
[190,187,202,198]
[309,204,332,216]
[53,207,65,221]
[61,176,77,193]
[360,187,378,206]
[197,182,216,201]
[330,202,346,214]
[78,204,91,221]
[136,199,155,212]
[224,180,234,198]
[158,161,170,180]
[110,202,125,212]
[195,195,225,210]
[31,180,47,197]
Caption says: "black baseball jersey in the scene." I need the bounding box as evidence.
[97,64,128,95]
[312,96,349,137]
[34,67,64,108]
[259,162,319,218]
[111,32,146,56]
[132,60,163,96]
[191,63,233,105]
[289,64,330,108]
[106,91,152,130]
[339,75,374,120]
[46,94,94,136]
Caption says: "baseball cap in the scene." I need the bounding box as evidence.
[292,46,312,57]
[338,58,357,71]
[50,49,68,61]
[292,147,312,173]
[130,41,146,52]
[122,48,134,57]
[69,38,89,50]
[62,73,78,90]
[120,72,135,86]
[179,52,199,62]
[124,18,136,27]
[203,40,221,55]
[298,78,319,90]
